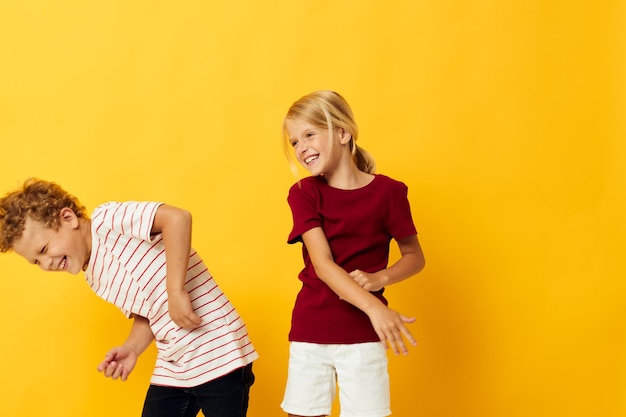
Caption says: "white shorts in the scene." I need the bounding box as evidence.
[281,341,391,417]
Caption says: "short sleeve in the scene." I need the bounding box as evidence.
[385,181,417,240]
[92,201,163,241]
[287,181,321,244]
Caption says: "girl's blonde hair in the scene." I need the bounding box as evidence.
[282,90,376,177]
[0,178,87,252]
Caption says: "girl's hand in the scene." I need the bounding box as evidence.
[367,304,417,355]
[349,269,385,292]
[97,345,138,381]
[167,288,202,329]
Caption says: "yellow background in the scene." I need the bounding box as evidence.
[0,1,624,416]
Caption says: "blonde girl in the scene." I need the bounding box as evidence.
[280,90,425,417]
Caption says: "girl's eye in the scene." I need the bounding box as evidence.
[290,140,298,148]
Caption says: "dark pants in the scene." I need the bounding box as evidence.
[141,363,255,417]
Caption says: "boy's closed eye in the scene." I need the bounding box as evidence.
[33,245,47,264]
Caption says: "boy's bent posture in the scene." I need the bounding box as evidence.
[0,178,258,417]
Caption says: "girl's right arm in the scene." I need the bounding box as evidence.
[302,227,418,356]
[97,314,155,381]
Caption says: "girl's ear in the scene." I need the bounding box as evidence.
[338,128,352,145]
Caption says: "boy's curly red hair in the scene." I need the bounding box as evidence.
[0,178,87,252]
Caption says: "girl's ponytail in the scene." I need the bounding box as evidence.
[352,142,376,174]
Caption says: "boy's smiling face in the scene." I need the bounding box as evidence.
[12,208,91,274]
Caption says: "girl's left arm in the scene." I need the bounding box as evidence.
[350,235,425,292]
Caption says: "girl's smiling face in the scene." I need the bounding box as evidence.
[286,118,345,177]
[12,208,90,275]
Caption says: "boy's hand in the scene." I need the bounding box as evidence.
[168,288,202,329]
[97,345,138,381]
[349,269,385,292]
[366,304,417,356]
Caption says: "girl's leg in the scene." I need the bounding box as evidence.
[335,342,391,417]
[141,385,200,417]
[281,342,335,417]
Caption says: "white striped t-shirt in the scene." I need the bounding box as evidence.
[85,201,258,388]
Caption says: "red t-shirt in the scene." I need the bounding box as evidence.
[287,174,418,344]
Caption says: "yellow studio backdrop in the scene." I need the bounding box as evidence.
[0,1,624,416]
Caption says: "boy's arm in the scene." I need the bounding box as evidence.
[302,227,417,356]
[151,204,202,329]
[124,314,155,353]
[350,235,425,292]
[97,314,154,381]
